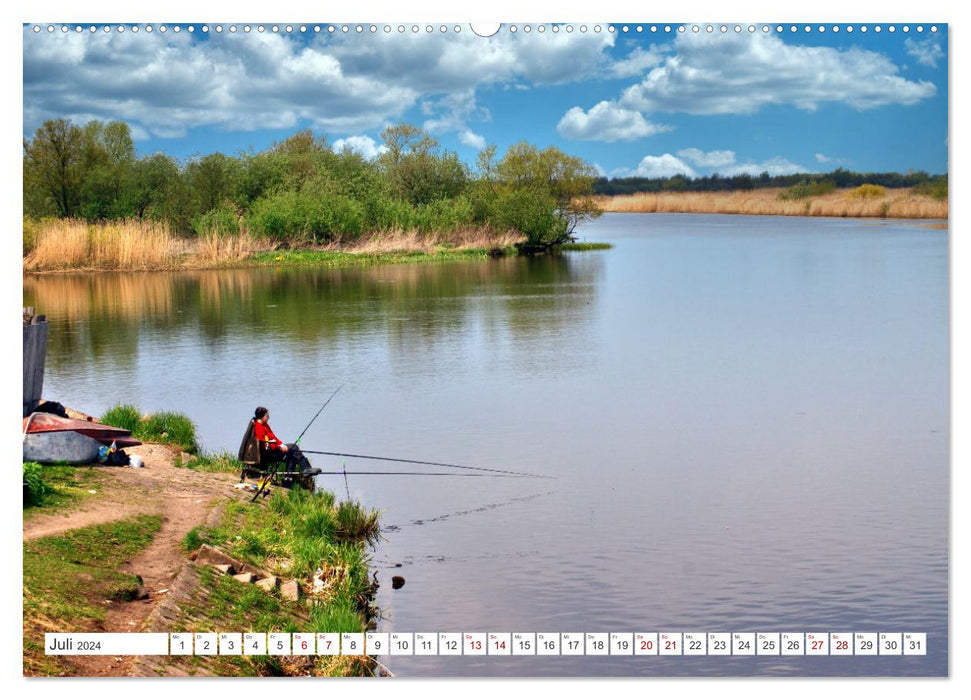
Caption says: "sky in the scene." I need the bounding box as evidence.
[22,22,947,178]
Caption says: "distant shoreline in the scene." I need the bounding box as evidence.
[596,187,947,220]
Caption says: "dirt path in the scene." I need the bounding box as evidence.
[25,443,245,676]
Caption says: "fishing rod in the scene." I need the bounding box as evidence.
[315,471,537,478]
[294,384,343,445]
[302,449,552,479]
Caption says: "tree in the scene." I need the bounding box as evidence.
[494,142,602,249]
[378,124,467,206]
[23,119,84,217]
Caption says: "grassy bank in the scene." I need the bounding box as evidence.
[100,404,199,453]
[178,486,381,676]
[598,186,947,219]
[23,219,539,272]
[23,515,163,675]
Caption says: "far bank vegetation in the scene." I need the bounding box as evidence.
[599,184,947,219]
[23,119,603,272]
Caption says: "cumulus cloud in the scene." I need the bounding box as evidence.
[677,148,737,169]
[616,149,805,179]
[23,27,615,139]
[458,130,487,150]
[630,154,697,178]
[557,101,670,142]
[332,135,388,160]
[905,37,944,68]
[619,31,935,114]
[609,45,667,78]
[720,156,805,177]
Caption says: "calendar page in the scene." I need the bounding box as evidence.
[21,10,949,682]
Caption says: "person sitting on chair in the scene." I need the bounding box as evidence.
[253,406,288,464]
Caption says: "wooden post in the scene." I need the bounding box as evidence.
[23,307,48,417]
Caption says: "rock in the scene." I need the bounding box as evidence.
[255,576,280,592]
[196,544,244,570]
[280,580,301,601]
[391,576,406,590]
[214,564,236,575]
[233,572,256,584]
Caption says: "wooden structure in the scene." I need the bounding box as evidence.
[23,307,48,417]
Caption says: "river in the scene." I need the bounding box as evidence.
[24,213,948,676]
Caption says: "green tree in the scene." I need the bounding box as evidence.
[494,142,602,248]
[23,119,84,217]
[378,125,467,206]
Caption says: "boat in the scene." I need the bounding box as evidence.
[22,413,141,464]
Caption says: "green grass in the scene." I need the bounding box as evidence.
[559,241,613,251]
[22,464,108,513]
[100,404,199,453]
[23,515,162,675]
[99,404,141,433]
[247,247,499,268]
[180,451,243,474]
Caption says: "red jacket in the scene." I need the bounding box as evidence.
[253,420,283,450]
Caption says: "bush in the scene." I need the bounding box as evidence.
[851,184,886,199]
[23,462,47,506]
[100,404,142,433]
[778,180,836,201]
[913,178,948,201]
[248,191,365,243]
[136,411,199,453]
[192,203,240,237]
[491,188,568,248]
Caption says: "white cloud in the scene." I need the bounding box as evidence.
[557,101,670,142]
[631,154,697,178]
[332,135,388,160]
[458,130,487,150]
[815,153,834,164]
[720,157,805,177]
[615,150,805,179]
[618,31,935,114]
[677,148,736,169]
[23,27,615,140]
[609,45,667,78]
[905,37,944,68]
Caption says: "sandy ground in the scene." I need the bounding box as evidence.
[24,442,246,676]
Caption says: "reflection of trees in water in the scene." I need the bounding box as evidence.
[24,254,603,375]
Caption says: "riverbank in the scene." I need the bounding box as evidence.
[23,422,382,677]
[597,186,947,219]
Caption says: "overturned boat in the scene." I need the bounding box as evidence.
[23,413,141,464]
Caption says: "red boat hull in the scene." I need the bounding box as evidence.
[23,413,142,448]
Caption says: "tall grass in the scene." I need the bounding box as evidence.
[100,403,199,453]
[598,187,947,219]
[24,219,178,271]
[99,404,141,433]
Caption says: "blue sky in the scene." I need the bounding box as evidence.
[22,22,948,177]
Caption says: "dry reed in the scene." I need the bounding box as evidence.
[598,187,947,219]
[24,219,178,271]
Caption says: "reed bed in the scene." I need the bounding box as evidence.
[24,219,180,271]
[598,187,947,219]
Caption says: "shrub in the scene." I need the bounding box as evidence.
[100,404,142,433]
[23,462,47,506]
[491,188,567,248]
[851,184,886,199]
[192,203,240,237]
[913,178,948,201]
[778,180,836,201]
[248,191,365,243]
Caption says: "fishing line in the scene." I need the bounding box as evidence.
[303,450,552,479]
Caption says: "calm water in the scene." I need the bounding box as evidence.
[24,214,948,676]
